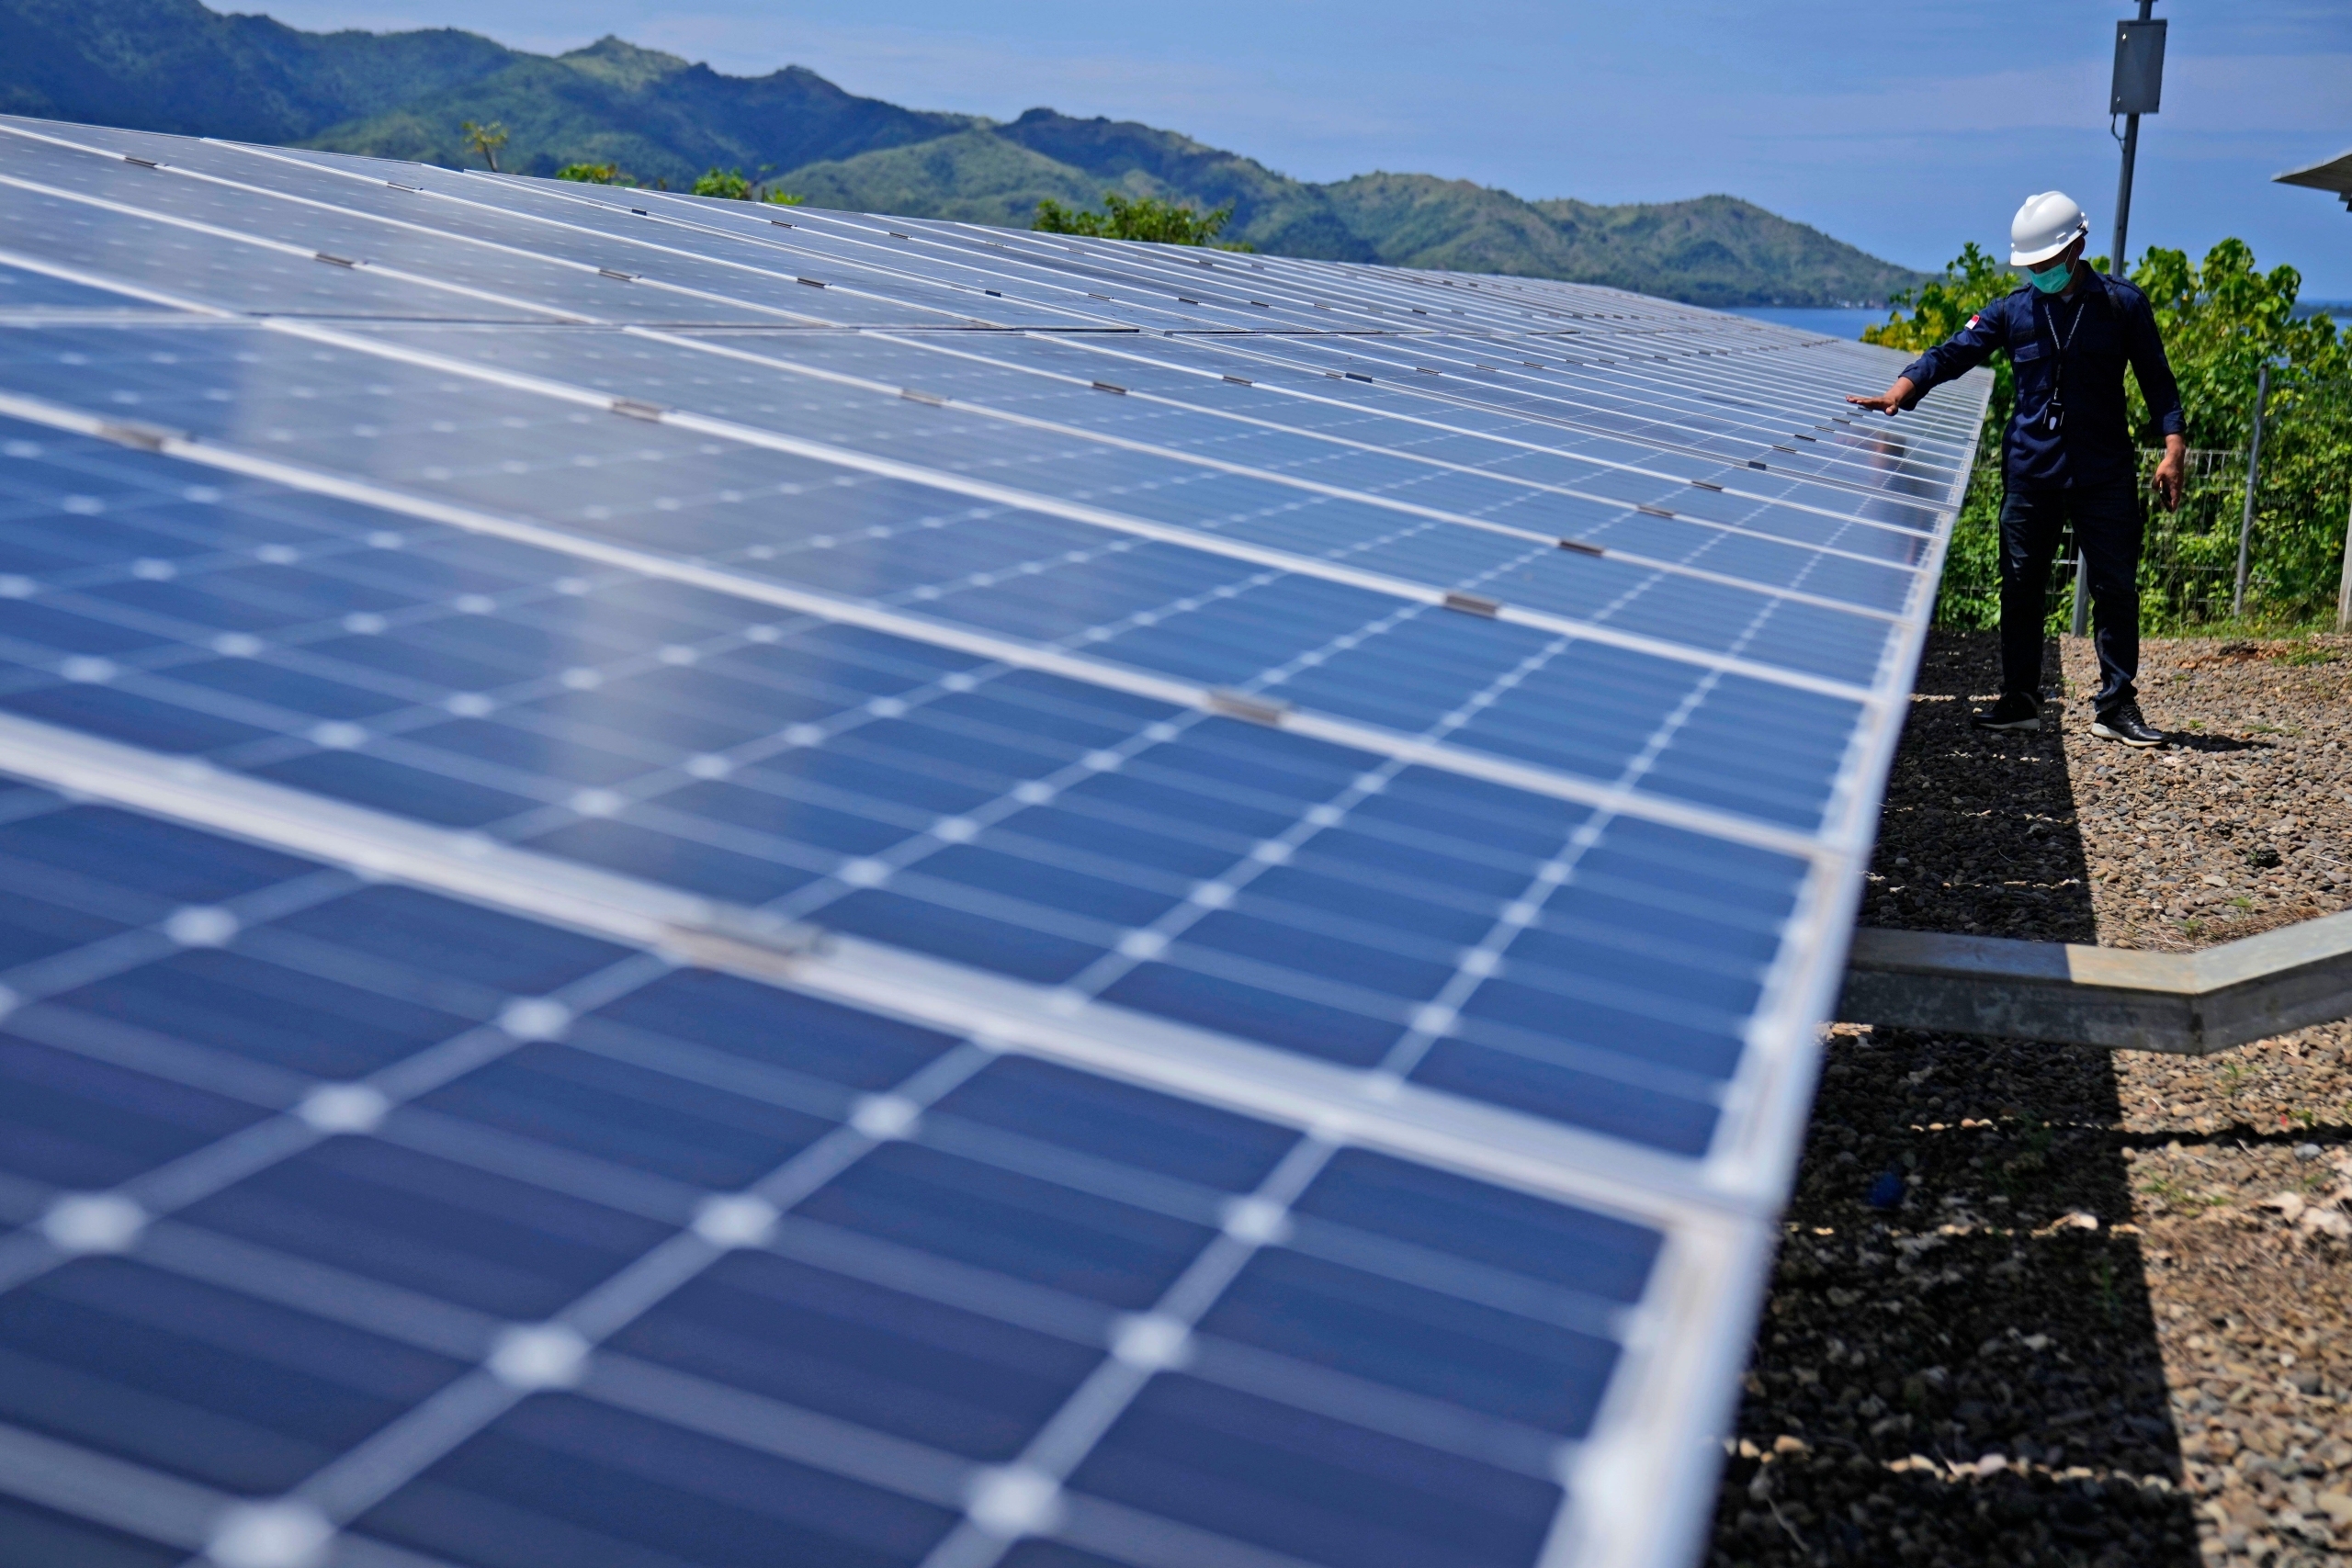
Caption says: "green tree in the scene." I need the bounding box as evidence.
[555,163,631,186]
[458,119,508,174]
[689,167,802,205]
[1034,192,1250,250]
[692,166,753,199]
[2132,241,2350,626]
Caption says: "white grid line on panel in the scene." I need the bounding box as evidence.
[0,861,1649,1532]
[624,326,1917,619]
[0,443,1792,1030]
[1035,332,1953,536]
[0,428,1803,1030]
[0,386,1843,862]
[6,121,1048,334]
[1204,336,1969,495]
[0,709,1774,1218]
[1092,331,1964,519]
[820,326,1941,564]
[914,1133,1334,1568]
[243,314,1888,708]
[198,130,1140,334]
[0,121,841,332]
[0,170,597,328]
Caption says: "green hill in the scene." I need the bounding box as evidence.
[307,37,973,183]
[0,0,1927,307]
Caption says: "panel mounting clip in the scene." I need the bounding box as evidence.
[665,908,830,976]
[1204,689,1290,727]
[96,421,183,453]
[1442,592,1500,617]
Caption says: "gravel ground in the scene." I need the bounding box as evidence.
[1706,629,2352,1568]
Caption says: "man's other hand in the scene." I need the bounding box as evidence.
[1848,378,1918,415]
[2153,436,2188,511]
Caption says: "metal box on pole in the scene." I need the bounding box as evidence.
[2111,19,2167,115]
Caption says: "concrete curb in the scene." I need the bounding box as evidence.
[1837,910,2352,1053]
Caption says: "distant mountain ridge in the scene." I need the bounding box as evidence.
[0,0,1928,307]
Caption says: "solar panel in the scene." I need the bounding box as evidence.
[0,111,1991,1568]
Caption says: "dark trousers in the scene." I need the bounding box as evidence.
[1998,480,2142,714]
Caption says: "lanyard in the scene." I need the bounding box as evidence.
[2043,292,2088,407]
[2037,290,2089,434]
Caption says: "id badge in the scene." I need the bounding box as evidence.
[2043,403,2064,434]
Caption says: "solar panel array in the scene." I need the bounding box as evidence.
[0,113,1989,1568]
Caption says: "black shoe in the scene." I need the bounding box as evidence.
[2092,701,2163,747]
[1972,692,2040,732]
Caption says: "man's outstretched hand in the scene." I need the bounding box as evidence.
[1848,377,1919,415]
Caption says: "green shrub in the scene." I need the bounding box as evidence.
[1034,192,1249,249]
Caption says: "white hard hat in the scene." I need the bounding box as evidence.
[2011,191,2089,266]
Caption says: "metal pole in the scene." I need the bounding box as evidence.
[2336,484,2352,633]
[2109,0,2154,274]
[2233,364,2269,620]
[2109,121,2142,279]
[2081,0,2154,639]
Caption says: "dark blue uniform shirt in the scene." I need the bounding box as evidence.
[1899,272,2187,491]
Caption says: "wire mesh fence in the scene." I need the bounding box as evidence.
[1938,445,2351,635]
[2040,448,2252,626]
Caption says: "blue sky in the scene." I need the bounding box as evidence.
[256,0,2352,296]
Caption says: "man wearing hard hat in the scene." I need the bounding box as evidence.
[1851,191,2188,747]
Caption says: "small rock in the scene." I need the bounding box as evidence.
[2296,1143,2324,1161]
[2263,1191,2308,1224]
[1975,1452,2009,1477]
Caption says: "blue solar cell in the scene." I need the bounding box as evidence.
[0,1035,272,1189]
[1070,1376,1559,1568]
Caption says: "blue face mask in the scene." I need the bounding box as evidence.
[2027,257,2075,294]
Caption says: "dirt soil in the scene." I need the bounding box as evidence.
[1706,629,2352,1568]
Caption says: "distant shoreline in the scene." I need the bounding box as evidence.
[1732,300,2349,344]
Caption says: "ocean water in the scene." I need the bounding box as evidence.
[1730,301,2347,337]
[1721,305,1888,340]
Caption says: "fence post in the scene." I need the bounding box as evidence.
[2338,484,2352,634]
[2233,365,2270,621]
